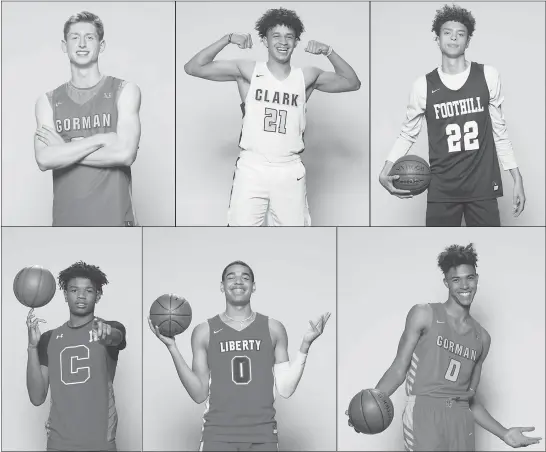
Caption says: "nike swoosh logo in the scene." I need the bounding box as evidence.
[213,329,223,334]
[436,320,445,323]
[297,176,304,181]
[256,74,264,77]
[432,88,441,93]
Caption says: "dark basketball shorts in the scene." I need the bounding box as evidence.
[199,441,278,451]
[426,199,500,227]
[402,395,475,451]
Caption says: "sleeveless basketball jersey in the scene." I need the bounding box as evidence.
[406,303,483,400]
[239,62,307,164]
[38,319,125,451]
[425,63,503,202]
[49,76,134,226]
[202,313,277,443]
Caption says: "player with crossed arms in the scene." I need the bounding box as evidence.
[26,261,127,451]
[348,244,541,451]
[185,7,361,226]
[149,260,331,451]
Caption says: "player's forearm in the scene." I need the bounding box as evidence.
[184,35,231,76]
[35,134,105,171]
[166,344,207,403]
[375,366,406,397]
[274,351,308,398]
[327,50,361,91]
[470,398,509,440]
[78,134,137,168]
[509,167,523,184]
[26,347,47,405]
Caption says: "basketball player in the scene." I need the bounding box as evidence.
[379,4,526,227]
[347,244,541,450]
[184,8,361,226]
[34,11,141,226]
[26,261,126,451]
[148,260,331,451]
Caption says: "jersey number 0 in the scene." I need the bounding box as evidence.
[231,355,252,385]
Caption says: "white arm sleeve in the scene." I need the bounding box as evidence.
[386,76,427,163]
[273,351,307,399]
[484,65,518,170]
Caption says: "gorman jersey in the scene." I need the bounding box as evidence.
[425,62,503,202]
[202,313,277,443]
[406,303,483,400]
[239,62,307,164]
[37,319,126,451]
[49,76,135,226]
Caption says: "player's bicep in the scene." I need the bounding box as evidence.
[392,305,430,373]
[187,59,242,82]
[116,83,142,159]
[191,324,210,391]
[270,319,289,364]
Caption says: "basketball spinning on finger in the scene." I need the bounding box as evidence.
[13,265,56,308]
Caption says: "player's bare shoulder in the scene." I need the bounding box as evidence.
[234,60,256,82]
[268,317,287,343]
[301,66,322,89]
[191,321,210,348]
[407,303,433,332]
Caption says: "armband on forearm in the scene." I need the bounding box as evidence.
[273,351,308,398]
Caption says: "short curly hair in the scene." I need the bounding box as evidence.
[432,4,476,37]
[255,8,305,41]
[437,244,478,275]
[58,261,109,294]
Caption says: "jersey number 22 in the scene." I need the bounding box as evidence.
[447,120,479,153]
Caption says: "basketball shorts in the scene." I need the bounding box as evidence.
[426,199,500,227]
[402,395,475,451]
[199,441,278,451]
[227,153,311,227]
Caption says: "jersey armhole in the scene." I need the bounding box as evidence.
[38,330,53,366]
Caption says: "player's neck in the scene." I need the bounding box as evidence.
[224,304,253,320]
[69,64,103,88]
[444,298,471,321]
[440,55,469,75]
[68,312,95,328]
[266,59,291,78]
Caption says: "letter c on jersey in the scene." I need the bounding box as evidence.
[60,345,91,385]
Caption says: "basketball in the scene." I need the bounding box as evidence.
[150,294,192,337]
[13,265,56,308]
[389,155,431,195]
[348,389,394,434]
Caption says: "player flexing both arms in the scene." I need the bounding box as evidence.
[26,262,127,451]
[34,12,141,226]
[149,261,331,451]
[379,5,526,227]
[184,8,360,226]
[355,244,540,450]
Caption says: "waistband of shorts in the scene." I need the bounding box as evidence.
[408,394,470,409]
[238,149,302,166]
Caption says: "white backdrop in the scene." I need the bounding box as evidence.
[142,227,336,451]
[338,227,545,451]
[176,2,369,226]
[2,2,175,226]
[1,228,142,452]
[371,2,545,226]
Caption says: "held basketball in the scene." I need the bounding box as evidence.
[149,294,192,338]
[389,155,431,195]
[348,389,394,434]
[13,265,56,308]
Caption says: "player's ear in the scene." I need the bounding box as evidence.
[95,293,102,303]
[252,282,256,293]
[99,39,106,53]
[220,282,225,293]
[443,277,449,289]
[465,36,471,49]
[262,36,268,49]
[294,39,299,49]
[63,290,68,302]
[61,40,68,54]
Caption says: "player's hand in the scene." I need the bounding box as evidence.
[147,317,176,348]
[305,40,330,55]
[26,308,46,347]
[512,180,526,218]
[345,409,359,432]
[91,318,115,346]
[379,174,413,199]
[229,33,253,49]
[302,312,331,347]
[503,427,542,448]
[35,125,65,147]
